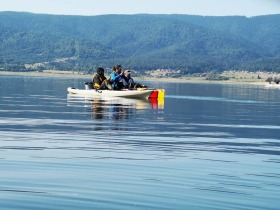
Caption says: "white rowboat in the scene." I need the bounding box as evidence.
[67,87,155,99]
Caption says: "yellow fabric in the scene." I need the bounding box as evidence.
[94,83,100,88]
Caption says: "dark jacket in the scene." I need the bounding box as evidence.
[92,73,106,88]
[123,76,135,89]
[110,72,124,90]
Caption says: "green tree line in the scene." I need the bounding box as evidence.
[0,12,280,74]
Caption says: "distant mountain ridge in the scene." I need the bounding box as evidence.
[0,12,279,73]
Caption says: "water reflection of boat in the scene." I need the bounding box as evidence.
[67,95,164,120]
[90,98,134,120]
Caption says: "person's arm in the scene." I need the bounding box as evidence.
[101,75,106,82]
[114,74,122,81]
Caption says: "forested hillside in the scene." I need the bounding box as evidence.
[0,12,280,74]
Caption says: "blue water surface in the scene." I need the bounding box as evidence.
[0,75,280,210]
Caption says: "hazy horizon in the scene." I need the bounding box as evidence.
[0,0,279,17]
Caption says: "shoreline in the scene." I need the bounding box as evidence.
[0,70,273,86]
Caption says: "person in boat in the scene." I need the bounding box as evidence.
[110,64,124,90]
[92,67,112,90]
[122,70,135,89]
[122,70,147,89]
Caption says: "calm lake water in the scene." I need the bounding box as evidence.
[0,75,280,210]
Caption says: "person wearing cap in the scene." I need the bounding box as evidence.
[109,64,124,90]
[123,70,147,89]
[122,70,136,89]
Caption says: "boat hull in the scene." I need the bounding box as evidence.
[67,87,154,99]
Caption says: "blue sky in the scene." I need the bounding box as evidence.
[0,0,279,16]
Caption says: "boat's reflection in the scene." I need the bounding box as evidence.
[67,94,164,120]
